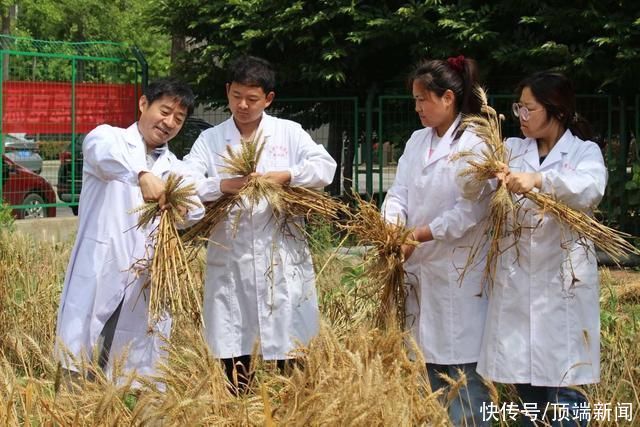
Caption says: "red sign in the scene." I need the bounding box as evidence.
[2,81,139,134]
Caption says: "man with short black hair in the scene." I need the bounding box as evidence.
[184,56,336,391]
[55,78,203,384]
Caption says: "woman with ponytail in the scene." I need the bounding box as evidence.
[476,71,606,426]
[382,56,491,426]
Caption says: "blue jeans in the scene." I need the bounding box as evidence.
[515,384,588,427]
[427,362,490,427]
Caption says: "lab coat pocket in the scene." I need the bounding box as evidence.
[561,241,598,296]
[283,244,316,306]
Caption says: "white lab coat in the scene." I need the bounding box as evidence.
[477,129,607,386]
[183,113,337,360]
[55,123,203,378]
[382,116,489,364]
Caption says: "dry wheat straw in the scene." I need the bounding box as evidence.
[1,232,638,425]
[341,193,417,330]
[456,88,516,291]
[131,173,203,326]
[459,86,640,288]
[182,130,347,247]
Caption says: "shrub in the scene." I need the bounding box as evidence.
[0,200,15,232]
[37,140,69,160]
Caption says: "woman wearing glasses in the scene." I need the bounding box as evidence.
[477,71,607,426]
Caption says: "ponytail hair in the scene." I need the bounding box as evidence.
[408,55,482,115]
[516,71,596,143]
[569,113,597,145]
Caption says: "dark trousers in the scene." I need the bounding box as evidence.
[93,298,124,375]
[57,299,123,391]
[515,383,588,427]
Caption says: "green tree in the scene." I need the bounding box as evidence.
[157,0,639,193]
[154,0,463,194]
[10,0,172,78]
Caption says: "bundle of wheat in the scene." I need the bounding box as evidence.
[524,191,640,264]
[458,85,640,283]
[131,173,203,326]
[181,131,346,247]
[341,194,417,329]
[455,89,518,291]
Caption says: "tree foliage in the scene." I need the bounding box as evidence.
[152,0,639,196]
[156,0,639,97]
[5,0,172,78]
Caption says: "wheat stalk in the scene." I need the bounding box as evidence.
[456,87,515,291]
[341,193,417,330]
[459,85,640,284]
[130,173,203,326]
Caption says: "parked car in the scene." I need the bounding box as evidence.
[3,133,43,174]
[169,117,213,159]
[57,117,213,215]
[57,134,84,215]
[2,154,57,219]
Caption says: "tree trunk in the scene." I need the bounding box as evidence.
[1,6,14,81]
[171,35,186,66]
[326,114,343,196]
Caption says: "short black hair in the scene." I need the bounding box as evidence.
[143,77,195,116]
[227,55,276,94]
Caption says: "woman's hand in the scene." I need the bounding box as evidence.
[401,236,417,262]
[401,225,433,262]
[494,161,510,184]
[505,172,542,194]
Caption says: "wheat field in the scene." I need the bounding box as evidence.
[0,228,638,426]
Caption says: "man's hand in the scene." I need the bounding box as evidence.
[220,173,258,195]
[139,171,167,208]
[401,225,433,262]
[505,172,542,194]
[262,170,291,186]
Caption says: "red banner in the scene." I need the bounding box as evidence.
[2,81,139,134]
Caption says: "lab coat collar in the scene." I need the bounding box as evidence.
[522,129,573,170]
[424,114,462,168]
[540,129,573,170]
[125,123,145,149]
[125,123,173,173]
[223,112,275,142]
[521,139,540,170]
[151,145,171,175]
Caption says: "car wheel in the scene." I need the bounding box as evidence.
[22,193,47,219]
[71,205,79,216]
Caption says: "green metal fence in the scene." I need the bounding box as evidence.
[1,39,636,233]
[378,94,640,221]
[0,35,145,218]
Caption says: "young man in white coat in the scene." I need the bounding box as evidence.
[183,56,336,392]
[55,78,203,385]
